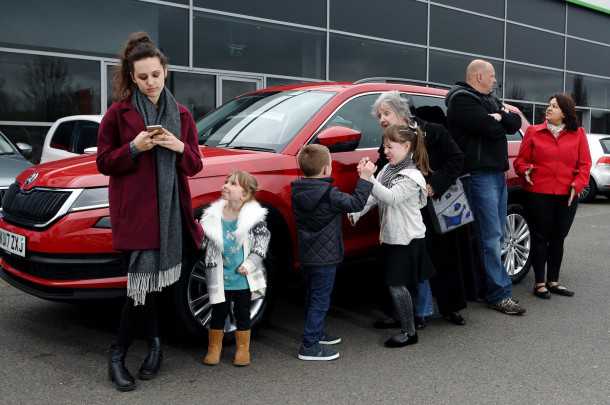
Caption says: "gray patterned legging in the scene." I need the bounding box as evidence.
[388,285,416,336]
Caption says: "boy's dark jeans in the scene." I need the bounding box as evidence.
[302,265,337,347]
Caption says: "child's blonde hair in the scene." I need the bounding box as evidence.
[226,170,258,202]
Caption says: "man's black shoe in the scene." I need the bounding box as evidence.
[443,312,466,325]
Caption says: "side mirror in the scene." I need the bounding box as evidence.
[83,147,98,155]
[316,126,361,153]
[15,142,32,158]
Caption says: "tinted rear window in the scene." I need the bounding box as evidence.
[600,138,610,154]
[51,122,75,151]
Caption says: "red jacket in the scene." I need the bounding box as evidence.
[96,99,203,251]
[513,122,591,195]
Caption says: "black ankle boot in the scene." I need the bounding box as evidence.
[138,337,163,380]
[384,332,419,348]
[108,344,136,392]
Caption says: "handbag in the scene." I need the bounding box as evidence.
[427,177,474,234]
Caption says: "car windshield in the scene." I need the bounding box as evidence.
[0,132,17,155]
[197,90,335,153]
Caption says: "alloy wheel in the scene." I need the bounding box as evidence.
[502,212,531,279]
[187,258,265,332]
[579,184,590,201]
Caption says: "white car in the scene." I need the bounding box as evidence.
[580,133,610,202]
[40,115,103,163]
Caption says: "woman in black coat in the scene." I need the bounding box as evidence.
[372,91,469,326]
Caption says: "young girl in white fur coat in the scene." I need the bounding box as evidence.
[199,171,270,367]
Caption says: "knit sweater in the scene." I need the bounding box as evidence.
[350,165,428,246]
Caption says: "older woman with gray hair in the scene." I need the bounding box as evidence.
[371,91,469,328]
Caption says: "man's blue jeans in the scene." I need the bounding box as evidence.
[416,280,434,318]
[463,172,512,304]
[302,265,337,347]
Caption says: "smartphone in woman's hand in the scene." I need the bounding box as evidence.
[146,124,163,136]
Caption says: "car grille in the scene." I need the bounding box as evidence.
[1,183,72,228]
[1,252,127,281]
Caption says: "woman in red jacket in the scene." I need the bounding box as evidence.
[514,93,591,300]
[96,32,203,392]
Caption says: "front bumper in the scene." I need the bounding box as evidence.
[0,252,127,301]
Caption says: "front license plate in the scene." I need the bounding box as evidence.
[0,228,26,257]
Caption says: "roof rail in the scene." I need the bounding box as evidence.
[353,77,451,89]
[353,77,427,85]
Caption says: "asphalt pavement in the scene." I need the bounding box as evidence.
[1,200,609,405]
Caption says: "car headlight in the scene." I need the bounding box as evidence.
[69,187,109,212]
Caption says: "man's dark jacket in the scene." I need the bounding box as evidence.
[376,117,464,197]
[291,177,372,266]
[444,82,521,173]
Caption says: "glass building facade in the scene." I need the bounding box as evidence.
[1,0,610,161]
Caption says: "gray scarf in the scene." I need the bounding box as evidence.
[128,88,182,305]
[379,155,414,188]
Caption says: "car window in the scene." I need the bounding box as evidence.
[50,122,75,152]
[598,138,610,154]
[0,132,17,154]
[199,90,335,152]
[73,121,99,154]
[506,130,522,141]
[319,93,382,149]
[407,94,448,127]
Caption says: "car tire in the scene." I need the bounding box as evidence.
[578,177,597,203]
[172,247,272,339]
[503,204,532,284]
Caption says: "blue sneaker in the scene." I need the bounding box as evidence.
[319,333,341,345]
[297,343,340,361]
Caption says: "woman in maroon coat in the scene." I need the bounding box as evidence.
[97,32,202,392]
[514,93,591,300]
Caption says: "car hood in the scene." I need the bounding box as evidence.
[0,154,32,187]
[14,147,287,189]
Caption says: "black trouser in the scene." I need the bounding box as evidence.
[117,293,160,348]
[526,193,578,284]
[422,209,468,314]
[210,289,251,331]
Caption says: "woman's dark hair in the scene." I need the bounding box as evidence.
[550,93,579,131]
[112,32,168,101]
[383,125,431,175]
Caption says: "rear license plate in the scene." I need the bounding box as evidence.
[0,228,26,257]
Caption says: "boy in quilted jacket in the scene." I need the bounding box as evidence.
[291,144,375,361]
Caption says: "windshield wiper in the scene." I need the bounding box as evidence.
[227,146,276,153]
[0,152,15,156]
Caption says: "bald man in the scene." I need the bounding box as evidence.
[444,59,526,316]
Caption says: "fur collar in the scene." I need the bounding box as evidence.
[200,199,268,249]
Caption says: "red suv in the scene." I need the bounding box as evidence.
[0,82,531,336]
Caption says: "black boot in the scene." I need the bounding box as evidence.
[384,332,418,348]
[138,337,163,380]
[108,344,136,392]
